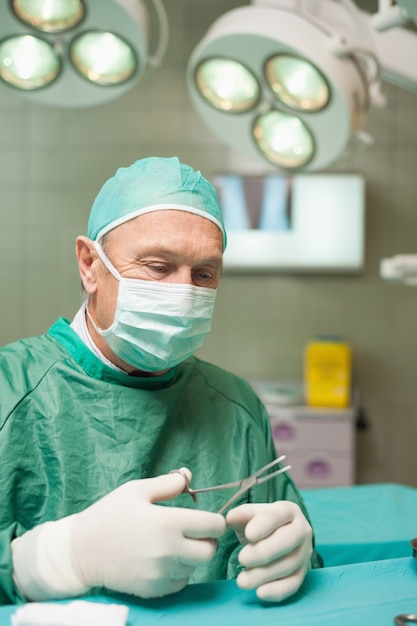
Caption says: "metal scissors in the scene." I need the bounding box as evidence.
[394,616,417,625]
[173,455,291,514]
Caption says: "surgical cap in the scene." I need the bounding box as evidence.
[87,156,227,249]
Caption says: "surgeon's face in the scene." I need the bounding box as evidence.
[76,209,223,372]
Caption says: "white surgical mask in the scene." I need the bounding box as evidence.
[87,242,217,372]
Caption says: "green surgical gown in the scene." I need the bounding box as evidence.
[0,318,322,604]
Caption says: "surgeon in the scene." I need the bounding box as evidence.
[0,156,322,607]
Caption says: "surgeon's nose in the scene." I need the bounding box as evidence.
[170,267,194,285]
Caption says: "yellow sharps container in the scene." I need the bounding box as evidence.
[304,336,352,408]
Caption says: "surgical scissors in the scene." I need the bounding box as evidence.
[173,455,291,514]
[394,616,417,625]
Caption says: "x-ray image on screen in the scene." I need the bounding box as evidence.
[212,175,292,232]
[210,173,365,272]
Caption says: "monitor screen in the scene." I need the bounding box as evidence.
[212,173,365,273]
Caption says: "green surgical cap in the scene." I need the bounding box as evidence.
[87,156,227,249]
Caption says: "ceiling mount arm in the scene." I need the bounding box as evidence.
[146,0,169,68]
[362,7,417,94]
[372,0,412,31]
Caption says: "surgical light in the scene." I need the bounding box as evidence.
[0,34,61,89]
[253,111,315,168]
[69,31,137,86]
[264,54,330,112]
[11,0,86,33]
[187,0,381,172]
[195,58,260,113]
[0,0,169,107]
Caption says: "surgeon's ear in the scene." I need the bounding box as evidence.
[76,236,99,295]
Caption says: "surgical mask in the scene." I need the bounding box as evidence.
[87,242,217,372]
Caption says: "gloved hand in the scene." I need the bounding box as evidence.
[226,501,312,602]
[12,470,226,601]
[71,470,226,598]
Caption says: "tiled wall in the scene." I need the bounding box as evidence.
[0,0,416,486]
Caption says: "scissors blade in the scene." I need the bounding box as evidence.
[217,461,292,515]
[183,478,244,496]
[172,456,291,512]
[251,455,287,482]
[186,455,288,496]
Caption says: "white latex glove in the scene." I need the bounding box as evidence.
[12,470,225,601]
[226,501,312,602]
[72,470,226,598]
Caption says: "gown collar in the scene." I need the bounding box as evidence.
[48,317,178,389]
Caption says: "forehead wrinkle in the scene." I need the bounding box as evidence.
[104,210,223,269]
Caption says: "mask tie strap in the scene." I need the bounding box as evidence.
[87,242,121,334]
[94,241,122,281]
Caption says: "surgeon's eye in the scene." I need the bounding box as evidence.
[192,268,220,287]
[147,263,169,275]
